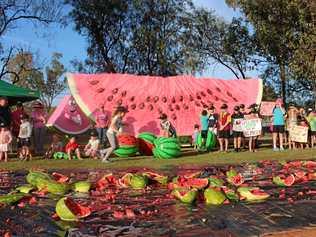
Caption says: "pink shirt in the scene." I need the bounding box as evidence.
[94,111,108,128]
[31,110,47,128]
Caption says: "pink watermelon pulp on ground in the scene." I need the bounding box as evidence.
[67,73,262,135]
[47,95,91,134]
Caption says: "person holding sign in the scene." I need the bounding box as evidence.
[272,98,287,151]
[306,109,316,148]
[231,106,244,152]
[297,115,310,149]
[286,104,299,149]
[218,104,231,152]
[247,104,261,152]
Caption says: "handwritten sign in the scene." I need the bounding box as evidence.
[242,118,262,137]
[289,125,308,143]
[260,101,276,116]
[232,118,244,132]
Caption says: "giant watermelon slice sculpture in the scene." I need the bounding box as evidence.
[67,73,262,136]
[47,95,91,134]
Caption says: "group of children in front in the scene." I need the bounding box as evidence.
[195,103,258,152]
[193,98,316,152]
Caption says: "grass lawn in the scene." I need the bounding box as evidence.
[0,148,315,171]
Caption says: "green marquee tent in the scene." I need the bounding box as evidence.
[0,80,40,105]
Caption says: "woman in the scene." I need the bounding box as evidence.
[94,104,108,144]
[100,106,128,162]
[272,98,287,151]
[31,102,47,154]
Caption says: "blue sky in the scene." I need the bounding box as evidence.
[2,1,258,102]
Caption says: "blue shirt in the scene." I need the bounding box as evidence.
[200,115,209,131]
[272,107,285,125]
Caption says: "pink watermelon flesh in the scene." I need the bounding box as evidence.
[284,175,295,186]
[47,95,91,134]
[117,134,138,147]
[138,139,154,156]
[68,73,262,135]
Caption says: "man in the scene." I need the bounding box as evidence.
[0,97,11,127]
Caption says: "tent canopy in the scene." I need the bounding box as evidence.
[0,80,40,105]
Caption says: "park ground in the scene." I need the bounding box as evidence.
[0,148,315,171]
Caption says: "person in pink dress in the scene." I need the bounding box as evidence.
[31,102,47,154]
[94,104,109,144]
[0,123,13,162]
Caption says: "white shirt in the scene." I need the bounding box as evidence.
[18,121,32,139]
[107,115,122,134]
[87,139,100,150]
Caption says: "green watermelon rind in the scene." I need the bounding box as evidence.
[26,171,69,195]
[56,197,77,221]
[172,188,198,204]
[138,132,157,144]
[0,193,27,205]
[204,188,226,205]
[114,146,138,157]
[153,137,181,159]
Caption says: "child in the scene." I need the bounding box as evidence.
[159,113,177,138]
[286,104,298,149]
[84,131,100,159]
[192,124,200,150]
[44,134,63,159]
[100,106,128,163]
[0,123,12,162]
[272,98,287,151]
[18,114,32,161]
[65,136,82,160]
[231,106,244,152]
[207,105,218,135]
[218,104,231,152]
[297,115,309,149]
[247,104,260,152]
[306,109,316,148]
[200,110,209,149]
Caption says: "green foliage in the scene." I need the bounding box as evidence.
[226,0,316,104]
[67,0,203,76]
[28,53,66,111]
[189,9,257,79]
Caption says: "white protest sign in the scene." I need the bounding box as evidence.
[289,125,308,143]
[242,118,262,137]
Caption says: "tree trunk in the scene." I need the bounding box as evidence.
[279,63,286,106]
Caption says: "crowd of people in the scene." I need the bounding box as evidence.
[0,97,47,162]
[0,95,315,163]
[191,98,316,153]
